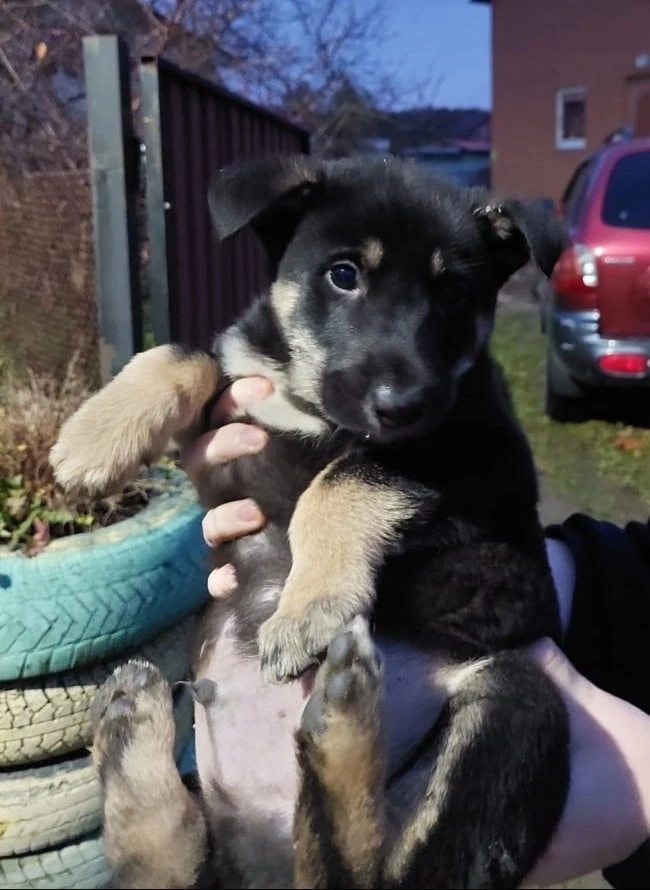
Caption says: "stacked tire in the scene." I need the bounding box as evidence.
[0,473,209,889]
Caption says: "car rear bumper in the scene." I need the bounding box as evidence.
[549,308,650,387]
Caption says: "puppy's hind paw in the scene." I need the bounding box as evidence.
[301,616,383,739]
[90,659,176,782]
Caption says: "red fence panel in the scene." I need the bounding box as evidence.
[140,56,310,348]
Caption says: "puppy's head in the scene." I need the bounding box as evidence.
[210,156,566,443]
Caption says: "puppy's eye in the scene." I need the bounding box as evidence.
[328,261,360,293]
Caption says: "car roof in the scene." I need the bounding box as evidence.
[591,136,650,164]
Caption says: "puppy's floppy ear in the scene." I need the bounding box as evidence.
[474,198,569,284]
[208,154,322,243]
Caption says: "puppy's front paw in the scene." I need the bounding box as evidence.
[258,596,364,684]
[50,344,218,497]
[50,393,163,497]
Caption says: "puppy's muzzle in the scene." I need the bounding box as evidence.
[324,367,431,438]
[369,383,425,430]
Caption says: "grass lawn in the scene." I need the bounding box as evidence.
[493,302,650,526]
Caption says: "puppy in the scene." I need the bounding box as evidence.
[51,155,570,889]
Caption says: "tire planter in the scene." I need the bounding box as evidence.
[0,471,210,681]
[0,616,197,767]
[0,755,99,858]
[0,688,194,858]
[0,833,109,890]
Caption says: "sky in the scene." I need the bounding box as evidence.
[370,0,492,109]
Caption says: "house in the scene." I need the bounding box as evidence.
[401,139,490,187]
[473,0,650,199]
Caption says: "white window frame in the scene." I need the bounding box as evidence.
[555,87,587,150]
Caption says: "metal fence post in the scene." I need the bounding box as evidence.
[83,34,142,380]
[139,57,170,346]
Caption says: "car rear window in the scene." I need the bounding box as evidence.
[602,151,650,229]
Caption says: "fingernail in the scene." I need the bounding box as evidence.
[239,426,267,451]
[235,499,262,524]
[234,377,274,403]
[208,564,238,598]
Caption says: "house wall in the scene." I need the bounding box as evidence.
[490,0,650,199]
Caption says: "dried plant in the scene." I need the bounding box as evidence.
[0,353,171,554]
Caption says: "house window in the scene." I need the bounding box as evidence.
[556,87,587,150]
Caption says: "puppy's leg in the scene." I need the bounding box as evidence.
[383,651,569,889]
[294,617,386,889]
[258,459,424,682]
[50,345,220,496]
[91,660,208,890]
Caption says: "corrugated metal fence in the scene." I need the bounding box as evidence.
[139,57,310,350]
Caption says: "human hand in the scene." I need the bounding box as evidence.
[179,376,271,598]
[524,636,650,886]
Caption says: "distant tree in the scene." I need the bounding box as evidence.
[147,0,416,156]
[0,0,441,172]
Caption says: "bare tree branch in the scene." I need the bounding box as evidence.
[0,0,441,173]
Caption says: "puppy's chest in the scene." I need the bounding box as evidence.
[205,430,343,521]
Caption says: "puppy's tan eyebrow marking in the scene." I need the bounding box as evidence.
[431,248,446,276]
[361,238,384,269]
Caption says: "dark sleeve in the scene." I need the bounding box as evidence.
[546,514,650,890]
[546,513,650,717]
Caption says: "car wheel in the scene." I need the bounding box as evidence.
[545,373,590,422]
[544,345,591,422]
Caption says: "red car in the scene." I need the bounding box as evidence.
[541,136,650,420]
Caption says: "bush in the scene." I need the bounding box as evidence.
[0,355,170,555]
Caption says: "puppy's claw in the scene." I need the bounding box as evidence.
[258,613,319,684]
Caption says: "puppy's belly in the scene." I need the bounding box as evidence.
[194,618,450,886]
[195,612,304,829]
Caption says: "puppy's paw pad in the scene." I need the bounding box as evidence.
[91,659,172,768]
[301,617,383,737]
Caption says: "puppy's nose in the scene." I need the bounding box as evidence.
[370,385,425,429]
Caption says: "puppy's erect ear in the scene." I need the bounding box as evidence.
[474,198,569,284]
[208,154,322,245]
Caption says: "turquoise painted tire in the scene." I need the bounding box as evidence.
[0,472,209,681]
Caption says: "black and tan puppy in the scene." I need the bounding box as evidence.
[51,155,570,889]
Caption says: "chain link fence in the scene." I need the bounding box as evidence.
[0,169,100,385]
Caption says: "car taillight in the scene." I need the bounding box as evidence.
[551,244,598,309]
[598,353,649,376]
